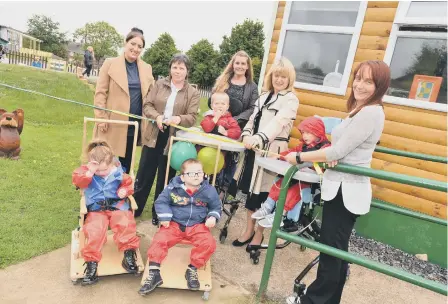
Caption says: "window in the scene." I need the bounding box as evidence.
[276,1,367,95]
[383,1,447,112]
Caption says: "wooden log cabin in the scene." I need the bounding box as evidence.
[258,1,447,266]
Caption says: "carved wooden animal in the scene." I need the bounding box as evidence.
[0,108,24,160]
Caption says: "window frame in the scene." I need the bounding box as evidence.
[383,0,447,112]
[276,1,368,96]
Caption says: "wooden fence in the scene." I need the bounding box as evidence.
[2,51,101,77]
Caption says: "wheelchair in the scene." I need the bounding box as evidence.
[70,118,145,284]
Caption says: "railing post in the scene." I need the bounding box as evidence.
[257,165,299,301]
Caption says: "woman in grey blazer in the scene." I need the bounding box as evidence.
[284,60,391,304]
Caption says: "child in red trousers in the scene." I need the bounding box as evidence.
[72,139,140,286]
[252,116,331,228]
[138,158,221,296]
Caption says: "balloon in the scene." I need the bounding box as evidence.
[170,141,197,171]
[197,147,225,175]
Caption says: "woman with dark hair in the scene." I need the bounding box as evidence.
[285,60,391,304]
[133,53,200,223]
[94,27,154,175]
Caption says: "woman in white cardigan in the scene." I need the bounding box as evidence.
[229,57,299,248]
[284,60,391,304]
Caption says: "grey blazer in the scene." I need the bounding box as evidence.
[322,105,385,215]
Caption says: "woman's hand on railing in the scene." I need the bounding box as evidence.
[326,160,338,168]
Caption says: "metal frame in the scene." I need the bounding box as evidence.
[276,1,367,96]
[256,162,448,301]
[382,0,448,113]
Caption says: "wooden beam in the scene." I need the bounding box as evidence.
[270,41,277,54]
[354,49,386,62]
[373,151,447,176]
[386,103,448,117]
[361,22,392,37]
[268,52,275,64]
[364,8,397,22]
[379,133,446,157]
[295,91,447,130]
[276,5,285,18]
[274,18,282,30]
[357,36,390,50]
[371,178,446,205]
[368,1,399,8]
[372,185,446,219]
[371,158,446,182]
[272,30,281,43]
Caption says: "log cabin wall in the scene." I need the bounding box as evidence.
[264,1,447,219]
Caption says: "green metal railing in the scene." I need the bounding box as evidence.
[374,146,448,164]
[257,164,448,301]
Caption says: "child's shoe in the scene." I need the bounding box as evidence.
[81,261,99,286]
[251,205,274,220]
[258,214,284,228]
[281,218,299,232]
[139,269,163,295]
[185,266,200,290]
[122,249,139,273]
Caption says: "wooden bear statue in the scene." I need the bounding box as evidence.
[0,108,24,160]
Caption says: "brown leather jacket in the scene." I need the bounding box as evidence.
[142,77,200,154]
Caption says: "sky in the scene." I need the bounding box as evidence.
[0,1,275,52]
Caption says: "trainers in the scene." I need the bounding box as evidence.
[185,267,200,290]
[139,269,163,295]
[258,214,284,228]
[81,261,99,286]
[122,249,138,273]
[252,205,273,220]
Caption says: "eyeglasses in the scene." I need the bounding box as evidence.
[182,171,204,178]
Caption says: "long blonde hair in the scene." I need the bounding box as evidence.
[212,50,254,93]
[262,57,296,92]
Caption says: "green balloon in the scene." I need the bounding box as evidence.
[197,147,225,175]
[170,141,197,171]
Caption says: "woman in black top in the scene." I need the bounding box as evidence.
[208,50,258,129]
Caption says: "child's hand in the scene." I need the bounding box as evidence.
[212,109,224,123]
[217,125,228,136]
[205,217,216,228]
[160,221,170,228]
[117,188,127,198]
[87,161,99,174]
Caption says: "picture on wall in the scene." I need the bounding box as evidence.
[408,75,443,102]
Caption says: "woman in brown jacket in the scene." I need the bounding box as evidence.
[133,53,200,223]
[94,28,154,174]
[230,57,299,248]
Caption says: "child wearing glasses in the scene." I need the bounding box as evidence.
[72,139,140,286]
[139,158,222,296]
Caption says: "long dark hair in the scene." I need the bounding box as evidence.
[347,60,391,117]
[126,27,145,48]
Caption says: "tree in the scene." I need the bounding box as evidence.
[142,33,179,78]
[74,22,123,63]
[27,14,68,59]
[219,19,265,83]
[186,39,220,87]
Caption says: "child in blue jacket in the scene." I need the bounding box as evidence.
[138,158,221,296]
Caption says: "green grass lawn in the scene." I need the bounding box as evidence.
[0,64,208,268]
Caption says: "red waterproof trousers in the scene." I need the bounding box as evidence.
[147,221,216,268]
[82,210,140,262]
[269,179,310,211]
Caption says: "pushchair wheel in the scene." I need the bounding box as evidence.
[219,229,227,244]
[249,250,261,265]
